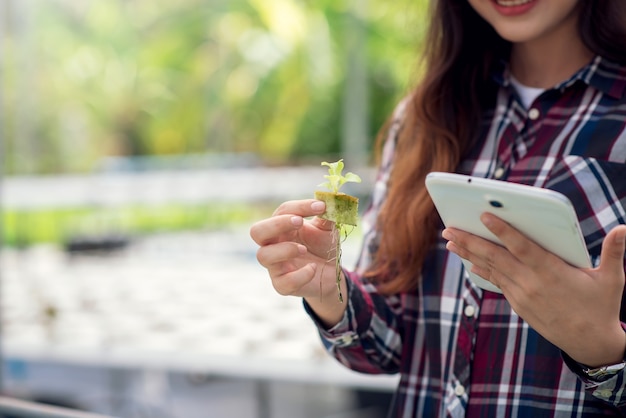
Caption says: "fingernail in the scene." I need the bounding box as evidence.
[481,213,493,227]
[297,244,307,254]
[442,229,454,241]
[291,216,303,227]
[311,201,325,212]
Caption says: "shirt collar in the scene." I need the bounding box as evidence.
[492,55,626,100]
[578,56,626,99]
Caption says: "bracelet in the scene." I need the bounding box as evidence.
[582,362,626,382]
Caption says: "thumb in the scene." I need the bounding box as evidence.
[599,224,626,276]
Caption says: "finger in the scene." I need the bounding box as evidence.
[444,238,501,290]
[256,241,307,268]
[598,224,626,278]
[250,200,327,245]
[273,199,326,217]
[272,263,318,296]
[479,212,548,269]
[284,199,336,232]
[443,228,507,271]
[470,260,518,290]
[309,215,336,232]
[443,227,521,286]
[250,214,304,246]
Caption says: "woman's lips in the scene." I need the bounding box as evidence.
[491,0,537,16]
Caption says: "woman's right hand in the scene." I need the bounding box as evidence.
[249,199,348,325]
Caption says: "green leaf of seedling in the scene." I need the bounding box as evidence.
[342,172,362,184]
[319,159,362,194]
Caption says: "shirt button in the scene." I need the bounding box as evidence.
[337,334,357,346]
[494,167,505,179]
[528,108,540,120]
[454,384,466,396]
[464,305,476,318]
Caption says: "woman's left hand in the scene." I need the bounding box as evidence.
[443,213,626,367]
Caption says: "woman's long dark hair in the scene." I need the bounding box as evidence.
[368,0,626,294]
[580,1,626,65]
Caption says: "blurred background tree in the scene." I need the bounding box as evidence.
[1,0,427,174]
[0,4,428,415]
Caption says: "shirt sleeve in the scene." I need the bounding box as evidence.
[303,271,403,375]
[302,101,408,375]
[562,343,626,409]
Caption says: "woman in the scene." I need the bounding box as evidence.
[250,0,626,416]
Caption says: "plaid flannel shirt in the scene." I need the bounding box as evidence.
[306,56,626,417]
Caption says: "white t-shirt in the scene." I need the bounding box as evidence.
[509,75,545,109]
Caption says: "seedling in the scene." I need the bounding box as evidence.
[314,159,361,302]
[315,160,361,226]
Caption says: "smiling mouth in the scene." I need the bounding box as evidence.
[494,0,534,6]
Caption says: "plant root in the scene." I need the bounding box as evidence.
[320,223,354,303]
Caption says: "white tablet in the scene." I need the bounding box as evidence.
[425,172,591,293]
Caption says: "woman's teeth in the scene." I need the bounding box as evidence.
[495,0,533,6]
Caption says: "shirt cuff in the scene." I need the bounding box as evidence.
[562,351,620,385]
[302,276,362,348]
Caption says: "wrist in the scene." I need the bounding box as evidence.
[571,324,626,369]
[304,275,349,329]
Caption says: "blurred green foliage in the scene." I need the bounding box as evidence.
[2,0,428,174]
[3,203,275,247]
